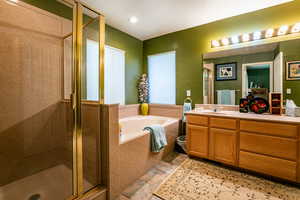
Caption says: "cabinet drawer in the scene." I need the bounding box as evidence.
[240,120,298,138]
[210,117,237,130]
[187,115,208,126]
[239,151,297,181]
[240,132,297,161]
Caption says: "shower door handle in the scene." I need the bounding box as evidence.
[70,93,76,110]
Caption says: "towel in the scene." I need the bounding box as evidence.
[182,102,192,122]
[144,124,167,153]
[217,90,235,105]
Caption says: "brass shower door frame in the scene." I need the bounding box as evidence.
[70,1,105,199]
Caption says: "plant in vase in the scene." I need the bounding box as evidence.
[137,73,149,115]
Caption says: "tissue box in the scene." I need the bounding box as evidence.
[295,107,300,117]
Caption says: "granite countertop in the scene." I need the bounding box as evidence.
[186,110,300,124]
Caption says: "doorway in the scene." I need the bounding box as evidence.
[242,62,273,99]
[203,63,214,104]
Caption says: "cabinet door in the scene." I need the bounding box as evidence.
[211,128,236,165]
[187,124,209,158]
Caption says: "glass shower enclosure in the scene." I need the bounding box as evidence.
[0,0,105,199]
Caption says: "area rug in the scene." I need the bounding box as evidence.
[154,159,300,200]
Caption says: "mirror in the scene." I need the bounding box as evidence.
[202,38,300,106]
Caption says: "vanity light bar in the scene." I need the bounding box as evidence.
[211,22,300,48]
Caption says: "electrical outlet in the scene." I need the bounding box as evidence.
[287,88,292,94]
[186,90,191,97]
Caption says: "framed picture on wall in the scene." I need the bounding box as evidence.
[215,62,237,81]
[286,61,300,80]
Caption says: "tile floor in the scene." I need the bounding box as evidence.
[117,152,300,200]
[117,152,188,200]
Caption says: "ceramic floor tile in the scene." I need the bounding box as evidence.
[122,179,147,198]
[120,153,186,200]
[116,195,130,200]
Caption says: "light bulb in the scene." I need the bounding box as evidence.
[129,16,138,24]
[277,25,289,36]
[265,28,274,38]
[253,31,262,40]
[291,23,300,33]
[212,40,220,47]
[231,35,239,44]
[221,38,229,46]
[242,34,250,42]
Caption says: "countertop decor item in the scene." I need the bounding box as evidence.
[215,62,237,81]
[269,92,283,115]
[249,97,269,114]
[137,73,149,115]
[239,98,249,113]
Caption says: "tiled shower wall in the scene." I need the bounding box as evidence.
[0,1,103,190]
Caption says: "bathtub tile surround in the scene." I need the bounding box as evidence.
[148,104,183,119]
[119,104,183,119]
[154,158,300,200]
[102,104,183,199]
[119,104,141,119]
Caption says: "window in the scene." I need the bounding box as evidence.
[148,51,176,104]
[104,45,125,105]
[85,41,125,104]
[86,39,99,101]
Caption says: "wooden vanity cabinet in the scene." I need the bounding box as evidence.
[186,115,237,165]
[186,114,300,183]
[210,128,237,165]
[187,124,209,158]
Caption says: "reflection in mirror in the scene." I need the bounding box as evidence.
[203,39,300,106]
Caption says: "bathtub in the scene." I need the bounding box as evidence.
[119,115,178,144]
[117,115,180,193]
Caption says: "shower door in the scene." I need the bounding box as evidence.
[0,0,105,199]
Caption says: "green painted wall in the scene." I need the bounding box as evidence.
[280,39,300,105]
[23,0,143,104]
[106,26,143,104]
[143,0,300,105]
[205,52,274,104]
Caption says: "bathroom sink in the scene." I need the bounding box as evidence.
[195,109,237,115]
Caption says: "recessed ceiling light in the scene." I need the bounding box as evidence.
[211,40,220,47]
[242,34,250,42]
[253,31,262,40]
[129,16,138,24]
[265,28,274,38]
[291,23,300,33]
[277,25,289,35]
[231,35,239,44]
[221,38,229,46]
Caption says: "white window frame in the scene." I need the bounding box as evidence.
[148,51,176,104]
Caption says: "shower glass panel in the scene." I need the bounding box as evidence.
[0,0,74,199]
[81,6,103,193]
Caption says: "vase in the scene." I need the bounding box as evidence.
[141,103,149,115]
